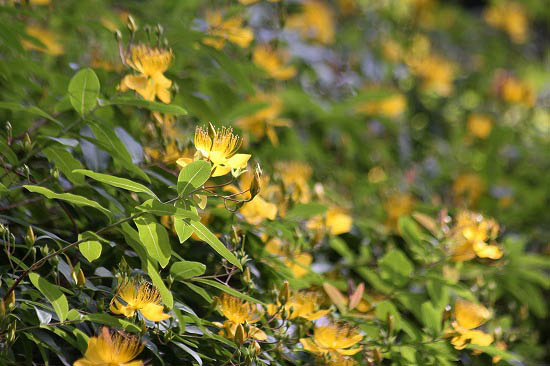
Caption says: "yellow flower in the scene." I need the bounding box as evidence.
[215,294,266,341]
[495,73,535,107]
[407,54,455,96]
[264,237,312,278]
[450,299,493,350]
[74,327,144,366]
[110,278,171,322]
[145,140,181,164]
[253,45,297,80]
[287,0,335,44]
[356,94,407,118]
[192,124,251,177]
[22,26,64,56]
[384,193,414,230]
[118,44,173,104]
[300,323,363,356]
[467,114,493,139]
[382,39,403,62]
[453,173,485,206]
[307,208,353,236]
[450,211,503,262]
[204,10,254,49]
[275,161,312,203]
[484,2,528,44]
[268,290,331,321]
[239,0,279,4]
[236,93,291,146]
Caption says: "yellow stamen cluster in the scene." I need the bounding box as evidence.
[110,278,170,322]
[300,322,363,357]
[74,327,144,366]
[450,210,503,262]
[215,294,266,341]
[194,125,242,161]
[126,44,172,76]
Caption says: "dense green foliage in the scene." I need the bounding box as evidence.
[0,1,549,365]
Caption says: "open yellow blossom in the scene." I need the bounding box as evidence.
[118,44,173,104]
[494,73,535,107]
[74,327,144,366]
[467,114,493,139]
[384,193,414,230]
[453,173,485,206]
[307,208,353,236]
[407,54,455,96]
[268,290,331,321]
[300,323,363,356]
[236,93,291,146]
[215,294,266,341]
[204,10,254,49]
[275,161,312,203]
[450,299,493,350]
[22,26,64,56]
[253,45,296,80]
[265,237,312,278]
[145,140,181,164]
[450,210,503,262]
[192,124,251,177]
[484,2,528,44]
[287,0,335,44]
[110,278,171,322]
[356,94,407,118]
[239,0,279,4]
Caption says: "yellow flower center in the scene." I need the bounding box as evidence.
[126,44,172,77]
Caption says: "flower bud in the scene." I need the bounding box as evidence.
[25,226,35,247]
[6,290,15,308]
[127,15,138,33]
[242,267,251,285]
[6,121,12,144]
[278,281,290,306]
[235,324,246,345]
[0,299,6,316]
[387,314,394,336]
[76,268,86,288]
[373,348,382,364]
[24,132,32,152]
[251,340,261,355]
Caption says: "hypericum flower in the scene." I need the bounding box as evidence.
[286,0,335,44]
[384,193,415,230]
[22,26,64,56]
[275,161,312,203]
[453,173,485,206]
[467,114,493,139]
[300,323,363,356]
[264,237,312,278]
[450,211,503,262]
[239,0,279,4]
[407,53,455,96]
[118,44,173,104]
[191,124,251,177]
[484,2,528,44]
[307,207,353,236]
[203,10,254,49]
[236,93,291,146]
[268,290,331,321]
[356,94,407,118]
[493,72,535,107]
[145,140,181,164]
[253,45,296,80]
[74,327,144,366]
[110,278,171,322]
[214,294,266,341]
[450,300,493,350]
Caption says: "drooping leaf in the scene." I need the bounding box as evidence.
[73,169,157,199]
[171,261,206,280]
[192,278,265,305]
[29,272,69,322]
[43,147,85,185]
[136,199,199,220]
[134,214,171,268]
[147,259,174,309]
[189,220,241,270]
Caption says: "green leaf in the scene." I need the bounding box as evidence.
[68,68,100,115]
[134,214,171,268]
[147,259,173,309]
[192,278,265,305]
[88,122,150,183]
[177,160,211,197]
[83,313,140,332]
[379,249,414,287]
[174,217,194,243]
[78,233,102,262]
[0,102,63,126]
[189,220,242,270]
[29,272,69,322]
[73,169,157,199]
[375,300,402,331]
[0,139,18,165]
[171,260,206,280]
[286,203,327,219]
[136,199,199,220]
[466,345,521,361]
[43,147,85,185]
[24,185,112,220]
[105,97,187,115]
[420,301,441,333]
[182,282,213,303]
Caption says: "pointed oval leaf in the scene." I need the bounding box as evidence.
[189,220,241,270]
[68,68,100,115]
[134,214,171,268]
[171,261,206,280]
[78,233,102,262]
[73,169,157,199]
[177,161,211,197]
[147,259,174,308]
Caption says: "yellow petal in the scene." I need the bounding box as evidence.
[212,165,231,177]
[120,74,149,93]
[249,326,267,341]
[473,242,503,259]
[337,347,363,356]
[176,157,193,169]
[467,330,494,347]
[455,299,491,330]
[300,338,323,354]
[139,303,171,322]
[226,154,251,170]
[303,309,331,321]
